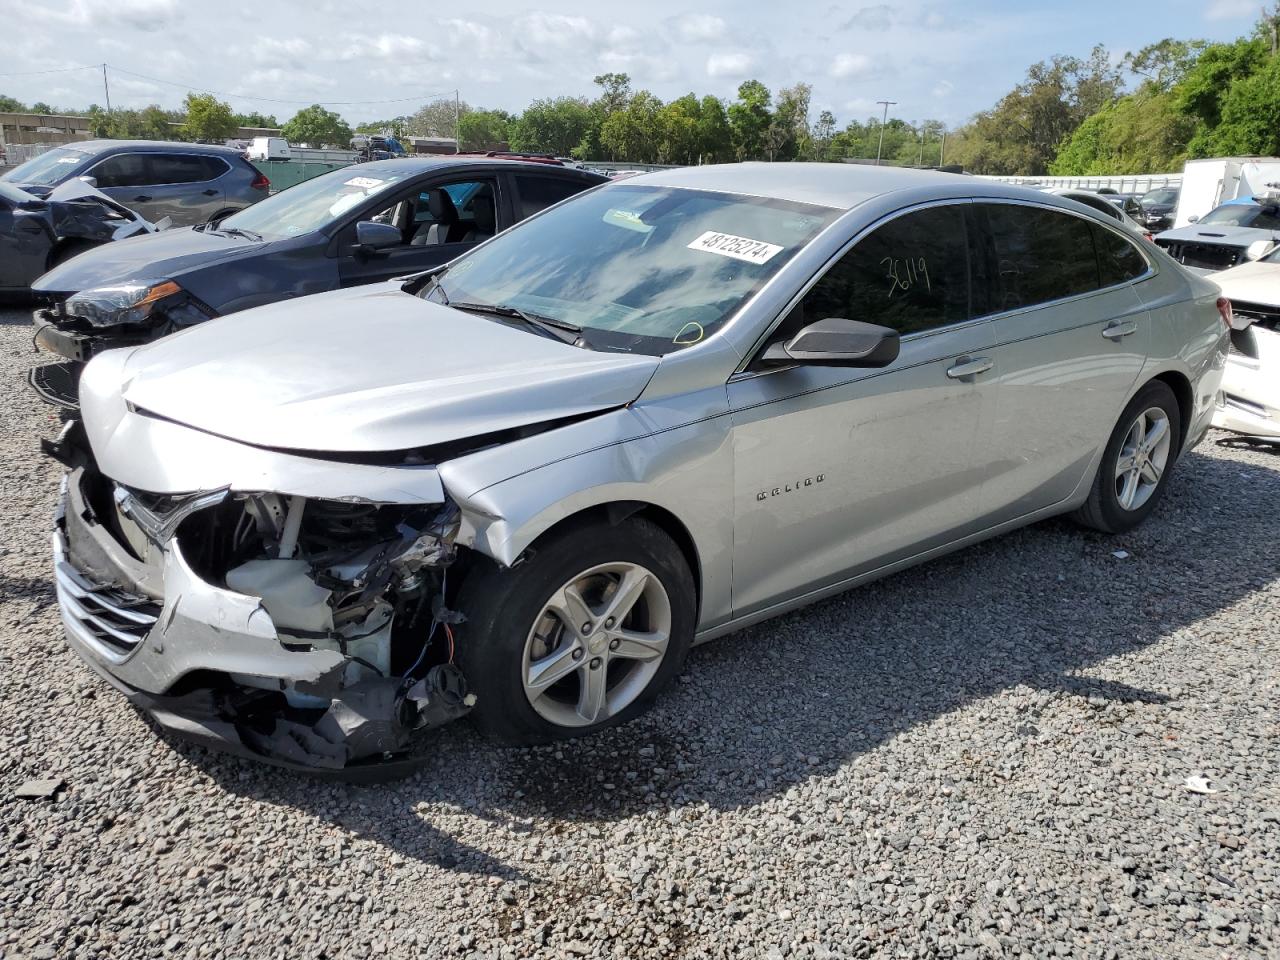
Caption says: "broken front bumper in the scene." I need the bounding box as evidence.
[53,472,471,776]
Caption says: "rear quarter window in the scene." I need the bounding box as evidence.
[1093,225,1148,287]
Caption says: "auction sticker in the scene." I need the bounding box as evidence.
[344,176,384,189]
[687,231,783,264]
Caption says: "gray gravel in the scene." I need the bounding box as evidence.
[2,304,1278,960]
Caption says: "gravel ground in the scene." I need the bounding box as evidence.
[1,304,1278,960]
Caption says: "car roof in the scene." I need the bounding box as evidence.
[66,140,246,158]
[623,162,1041,210]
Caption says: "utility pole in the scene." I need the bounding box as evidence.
[918,127,925,167]
[940,128,947,167]
[875,100,896,165]
[102,63,112,113]
[454,89,460,153]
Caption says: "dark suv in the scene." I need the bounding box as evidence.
[29,156,606,406]
[1,140,268,227]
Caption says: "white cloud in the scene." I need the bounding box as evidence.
[845,5,893,31]
[706,51,755,78]
[67,0,179,31]
[1206,0,1257,18]
[830,53,872,79]
[671,14,727,42]
[932,79,954,98]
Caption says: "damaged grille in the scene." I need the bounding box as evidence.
[1155,239,1243,272]
[54,549,160,660]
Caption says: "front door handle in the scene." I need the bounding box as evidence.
[1102,319,1139,340]
[202,189,218,196]
[946,356,993,380]
[133,194,152,202]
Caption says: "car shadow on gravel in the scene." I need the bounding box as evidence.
[174,445,1279,876]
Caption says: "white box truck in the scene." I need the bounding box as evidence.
[1173,157,1280,227]
[246,137,292,161]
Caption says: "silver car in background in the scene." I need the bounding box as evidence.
[1,139,268,227]
[50,164,1228,773]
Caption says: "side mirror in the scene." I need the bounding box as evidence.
[761,317,900,368]
[1187,214,1200,223]
[1245,239,1276,261]
[352,219,402,256]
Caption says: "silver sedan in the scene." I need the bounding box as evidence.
[51,163,1229,772]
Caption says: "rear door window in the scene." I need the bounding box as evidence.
[1093,225,1148,287]
[797,203,971,337]
[514,175,588,220]
[89,153,151,188]
[981,204,1100,312]
[148,154,223,185]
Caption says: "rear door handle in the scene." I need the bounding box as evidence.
[133,195,152,202]
[946,356,993,380]
[202,189,218,196]
[1102,319,1138,340]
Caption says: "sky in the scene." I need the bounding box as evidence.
[0,0,1269,129]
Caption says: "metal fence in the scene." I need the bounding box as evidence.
[976,173,1183,193]
[0,142,57,167]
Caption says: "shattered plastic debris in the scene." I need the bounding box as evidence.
[1184,775,1221,795]
[1112,550,1130,559]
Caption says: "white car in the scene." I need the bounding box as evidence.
[1210,248,1280,438]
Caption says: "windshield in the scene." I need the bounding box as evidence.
[0,146,90,187]
[1199,202,1280,229]
[1142,188,1177,206]
[426,184,839,356]
[218,166,410,240]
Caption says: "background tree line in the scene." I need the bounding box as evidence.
[7,5,1280,174]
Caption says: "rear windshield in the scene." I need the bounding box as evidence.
[1142,188,1177,205]
[0,147,90,187]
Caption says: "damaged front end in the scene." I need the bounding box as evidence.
[49,423,474,775]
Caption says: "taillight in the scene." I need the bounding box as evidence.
[249,173,270,191]
[1216,296,1233,331]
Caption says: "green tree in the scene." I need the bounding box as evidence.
[1203,53,1280,156]
[509,97,595,155]
[728,80,772,161]
[810,109,837,161]
[235,111,279,128]
[696,96,732,163]
[0,94,26,112]
[657,94,701,164]
[600,91,664,162]
[768,83,811,160]
[411,99,469,139]
[457,109,514,151]
[281,103,353,147]
[593,73,632,117]
[182,92,238,141]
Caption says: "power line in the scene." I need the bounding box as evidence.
[0,64,99,79]
[103,64,458,107]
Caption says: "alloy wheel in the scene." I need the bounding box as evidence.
[1114,406,1172,511]
[521,562,672,728]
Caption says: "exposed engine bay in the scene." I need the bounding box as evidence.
[49,422,476,775]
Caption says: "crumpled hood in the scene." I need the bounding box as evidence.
[1210,259,1280,307]
[107,285,660,453]
[32,226,257,295]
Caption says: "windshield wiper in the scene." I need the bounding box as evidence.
[214,226,263,241]
[448,301,584,345]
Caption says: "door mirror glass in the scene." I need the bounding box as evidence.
[762,317,900,368]
[354,219,402,252]
[1187,214,1200,223]
[1245,239,1276,261]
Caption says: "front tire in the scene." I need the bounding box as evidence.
[455,517,696,744]
[1073,380,1181,533]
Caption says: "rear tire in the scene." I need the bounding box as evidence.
[455,517,696,744]
[1073,380,1181,534]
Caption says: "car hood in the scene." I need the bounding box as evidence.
[1156,224,1280,245]
[32,226,261,295]
[1210,259,1280,306]
[110,285,660,453]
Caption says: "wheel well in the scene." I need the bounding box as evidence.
[1151,370,1193,450]
[524,501,703,612]
[46,238,96,270]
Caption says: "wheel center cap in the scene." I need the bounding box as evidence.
[588,633,608,655]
